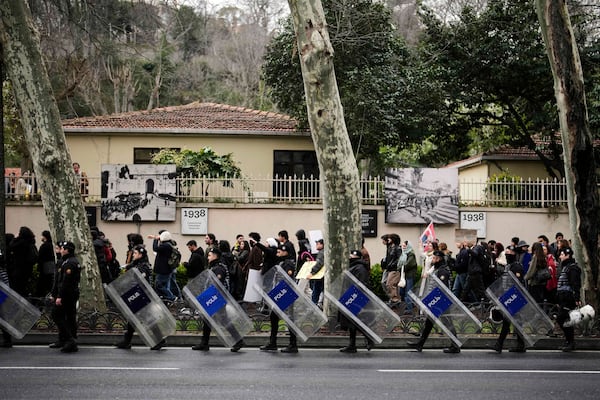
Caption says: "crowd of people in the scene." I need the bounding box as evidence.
[379,231,582,353]
[0,225,585,355]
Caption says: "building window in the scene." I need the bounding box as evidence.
[273,150,319,199]
[134,148,180,164]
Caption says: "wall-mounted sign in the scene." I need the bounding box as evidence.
[361,209,377,237]
[181,208,208,235]
[460,211,487,238]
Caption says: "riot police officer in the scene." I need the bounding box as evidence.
[556,247,582,352]
[49,241,81,353]
[407,250,461,353]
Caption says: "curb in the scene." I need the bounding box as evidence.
[16,332,600,351]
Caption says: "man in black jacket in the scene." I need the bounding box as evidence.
[184,240,205,279]
[49,241,81,353]
[556,247,582,352]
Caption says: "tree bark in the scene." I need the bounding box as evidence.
[287,0,362,319]
[536,0,600,308]
[0,1,106,311]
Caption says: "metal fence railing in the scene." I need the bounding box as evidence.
[4,173,593,208]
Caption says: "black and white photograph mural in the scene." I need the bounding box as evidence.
[101,164,177,221]
[385,168,459,224]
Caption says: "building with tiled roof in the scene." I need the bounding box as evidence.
[63,102,304,133]
[63,102,316,183]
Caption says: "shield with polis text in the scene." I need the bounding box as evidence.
[486,271,554,347]
[255,265,327,342]
[104,268,176,348]
[325,271,401,344]
[408,274,482,347]
[0,281,41,339]
[183,269,253,348]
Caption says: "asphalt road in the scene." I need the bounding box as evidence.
[1,345,599,400]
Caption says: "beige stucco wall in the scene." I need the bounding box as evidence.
[486,161,553,179]
[66,132,315,179]
[7,203,571,267]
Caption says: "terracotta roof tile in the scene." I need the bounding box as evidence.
[62,102,304,133]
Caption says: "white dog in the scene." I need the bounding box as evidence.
[564,304,596,336]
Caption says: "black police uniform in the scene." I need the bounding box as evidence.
[50,250,81,352]
[556,252,581,351]
[191,257,244,352]
[493,258,527,353]
[407,256,460,353]
[115,256,153,349]
[339,255,373,353]
[260,256,298,353]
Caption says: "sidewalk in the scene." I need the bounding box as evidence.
[17,331,600,351]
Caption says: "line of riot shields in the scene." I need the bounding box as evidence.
[0,264,556,350]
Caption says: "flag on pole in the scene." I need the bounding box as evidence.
[419,222,436,249]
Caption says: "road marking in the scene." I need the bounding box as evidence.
[0,367,180,370]
[379,369,600,374]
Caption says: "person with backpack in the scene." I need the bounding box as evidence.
[148,230,177,302]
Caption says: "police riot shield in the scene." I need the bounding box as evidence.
[104,268,176,348]
[255,265,328,342]
[408,274,482,348]
[486,271,554,347]
[0,281,41,339]
[324,270,401,344]
[182,269,253,348]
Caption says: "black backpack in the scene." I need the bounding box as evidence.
[167,243,182,270]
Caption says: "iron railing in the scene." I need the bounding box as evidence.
[5,173,595,208]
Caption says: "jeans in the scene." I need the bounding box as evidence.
[310,278,324,305]
[155,273,175,301]
[169,271,181,298]
[452,273,468,299]
[398,276,415,311]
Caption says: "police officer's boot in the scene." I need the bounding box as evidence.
[1,330,12,348]
[492,340,503,354]
[340,329,357,353]
[281,333,298,353]
[116,329,133,349]
[508,335,526,353]
[260,335,278,351]
[61,340,79,353]
[406,338,425,352]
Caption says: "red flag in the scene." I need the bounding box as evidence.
[419,222,436,249]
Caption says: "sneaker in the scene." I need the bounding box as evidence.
[151,339,166,351]
[339,346,357,353]
[230,340,244,352]
[191,343,209,351]
[115,341,132,349]
[259,343,278,351]
[443,346,461,354]
[406,340,424,352]
[280,345,298,354]
[49,341,65,349]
